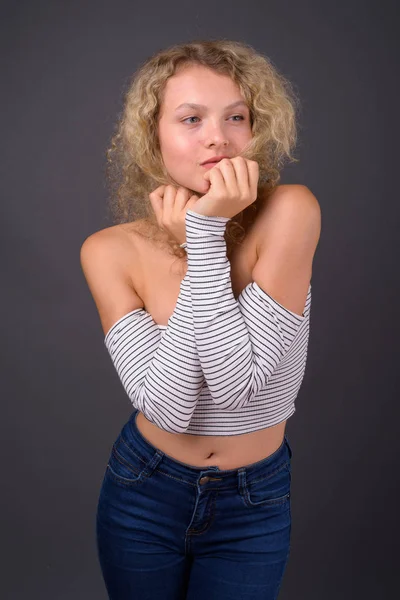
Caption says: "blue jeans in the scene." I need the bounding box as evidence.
[96,409,293,600]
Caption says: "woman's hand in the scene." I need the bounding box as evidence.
[149,185,199,246]
[192,156,259,219]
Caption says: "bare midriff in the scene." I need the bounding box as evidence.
[136,411,287,469]
[118,188,288,470]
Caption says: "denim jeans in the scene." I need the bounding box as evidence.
[96,409,293,600]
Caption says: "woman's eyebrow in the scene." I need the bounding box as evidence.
[174,100,248,112]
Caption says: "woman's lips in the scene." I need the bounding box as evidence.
[201,161,220,169]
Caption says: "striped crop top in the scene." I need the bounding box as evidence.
[104,209,312,436]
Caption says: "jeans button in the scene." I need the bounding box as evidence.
[199,476,210,485]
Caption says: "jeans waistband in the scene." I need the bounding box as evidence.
[121,409,292,487]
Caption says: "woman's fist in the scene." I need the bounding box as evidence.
[149,157,259,244]
[193,156,259,219]
[149,185,199,246]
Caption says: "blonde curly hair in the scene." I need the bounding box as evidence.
[106,39,300,260]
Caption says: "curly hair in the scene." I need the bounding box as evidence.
[105,39,300,261]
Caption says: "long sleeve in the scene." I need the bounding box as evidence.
[185,208,308,412]
[104,270,204,434]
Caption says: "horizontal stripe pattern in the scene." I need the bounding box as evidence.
[104,273,204,433]
[104,209,311,436]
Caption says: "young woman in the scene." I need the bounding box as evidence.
[81,39,321,600]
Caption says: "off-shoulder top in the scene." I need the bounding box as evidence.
[103,210,312,435]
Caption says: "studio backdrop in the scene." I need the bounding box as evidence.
[2,0,398,598]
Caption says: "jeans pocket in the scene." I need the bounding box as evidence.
[240,461,291,508]
[106,434,157,487]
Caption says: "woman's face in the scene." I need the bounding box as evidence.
[157,64,253,196]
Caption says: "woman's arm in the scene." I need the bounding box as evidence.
[185,188,319,411]
[80,230,204,434]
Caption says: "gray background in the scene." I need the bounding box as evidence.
[2,0,398,598]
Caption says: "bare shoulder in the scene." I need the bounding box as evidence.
[80,222,141,284]
[261,183,320,214]
[252,184,321,316]
[256,184,321,247]
[80,222,145,337]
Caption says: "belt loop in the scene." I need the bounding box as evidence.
[141,450,164,478]
[237,467,247,494]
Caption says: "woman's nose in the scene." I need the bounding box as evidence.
[204,121,229,146]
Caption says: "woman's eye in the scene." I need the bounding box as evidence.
[183,116,200,124]
[182,115,245,124]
